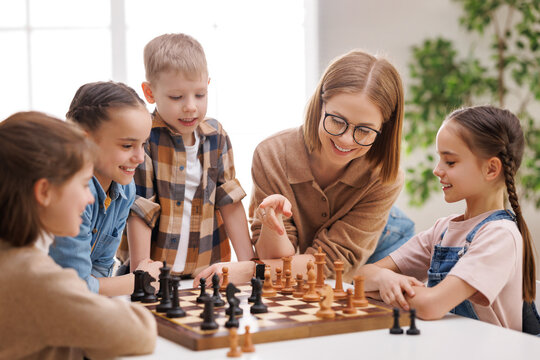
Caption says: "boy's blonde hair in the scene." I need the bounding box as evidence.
[303,50,404,184]
[144,33,208,83]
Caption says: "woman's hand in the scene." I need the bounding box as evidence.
[192,261,255,288]
[255,194,292,235]
[375,268,425,311]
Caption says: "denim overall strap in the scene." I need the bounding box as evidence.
[427,210,515,320]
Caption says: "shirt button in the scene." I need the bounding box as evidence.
[180,166,185,171]
[171,238,177,244]
[322,212,327,217]
[321,197,326,202]
[176,201,181,206]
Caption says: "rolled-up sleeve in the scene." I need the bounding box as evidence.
[215,130,246,208]
[49,207,100,293]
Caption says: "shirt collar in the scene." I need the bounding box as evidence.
[286,127,374,188]
[91,176,127,206]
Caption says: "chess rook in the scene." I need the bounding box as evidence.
[352,275,369,307]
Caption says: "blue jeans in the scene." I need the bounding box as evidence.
[366,206,415,264]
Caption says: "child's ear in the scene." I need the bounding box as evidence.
[141,82,155,104]
[34,178,53,207]
[485,156,503,181]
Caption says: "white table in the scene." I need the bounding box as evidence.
[120,280,540,360]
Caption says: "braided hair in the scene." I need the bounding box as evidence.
[66,81,146,132]
[447,105,536,303]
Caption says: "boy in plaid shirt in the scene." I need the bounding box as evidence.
[125,33,254,277]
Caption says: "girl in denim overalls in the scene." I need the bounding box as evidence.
[358,105,539,335]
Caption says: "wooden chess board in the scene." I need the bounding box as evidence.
[139,284,407,350]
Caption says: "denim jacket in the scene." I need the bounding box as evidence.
[49,177,135,293]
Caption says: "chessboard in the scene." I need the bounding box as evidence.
[139,284,407,351]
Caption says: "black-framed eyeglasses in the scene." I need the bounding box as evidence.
[323,112,381,146]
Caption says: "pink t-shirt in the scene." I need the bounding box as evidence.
[390,210,523,331]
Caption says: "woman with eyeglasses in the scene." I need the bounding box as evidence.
[194,50,413,286]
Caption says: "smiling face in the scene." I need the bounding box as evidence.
[90,105,151,192]
[40,162,95,237]
[316,92,383,170]
[143,70,208,146]
[433,120,490,204]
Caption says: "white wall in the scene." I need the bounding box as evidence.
[316,0,540,277]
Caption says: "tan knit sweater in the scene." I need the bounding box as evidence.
[0,238,156,360]
[249,127,403,282]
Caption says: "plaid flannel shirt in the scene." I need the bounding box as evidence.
[127,112,245,275]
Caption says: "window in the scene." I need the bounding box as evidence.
[0,0,307,198]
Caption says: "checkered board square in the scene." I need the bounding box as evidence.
[139,284,403,351]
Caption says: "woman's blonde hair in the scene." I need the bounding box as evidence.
[303,50,404,183]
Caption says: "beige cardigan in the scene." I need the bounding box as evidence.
[0,238,156,360]
[249,127,403,282]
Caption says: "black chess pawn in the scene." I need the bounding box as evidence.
[200,297,219,331]
[196,277,211,304]
[166,276,186,318]
[156,263,172,312]
[225,283,243,316]
[406,309,420,335]
[248,277,258,303]
[141,271,158,303]
[211,273,225,307]
[389,308,403,334]
[225,305,240,328]
[131,270,145,302]
[250,278,268,314]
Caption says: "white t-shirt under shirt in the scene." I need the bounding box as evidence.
[390,210,523,331]
[172,133,202,273]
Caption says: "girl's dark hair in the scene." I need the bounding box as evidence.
[447,105,536,302]
[66,81,146,131]
[0,112,94,247]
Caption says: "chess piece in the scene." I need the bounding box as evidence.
[342,288,357,315]
[262,268,277,297]
[352,275,369,307]
[302,266,320,302]
[241,325,255,353]
[281,255,296,286]
[390,308,403,334]
[220,266,230,292]
[156,262,172,312]
[314,246,326,290]
[196,277,211,303]
[304,260,314,291]
[273,267,283,290]
[200,297,219,331]
[332,260,347,300]
[166,276,186,318]
[211,273,226,307]
[248,277,258,303]
[225,283,243,316]
[316,284,335,319]
[226,327,242,357]
[156,261,168,299]
[141,271,158,303]
[131,269,145,301]
[280,269,294,295]
[292,273,304,298]
[406,309,420,335]
[250,278,268,314]
[225,304,240,328]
